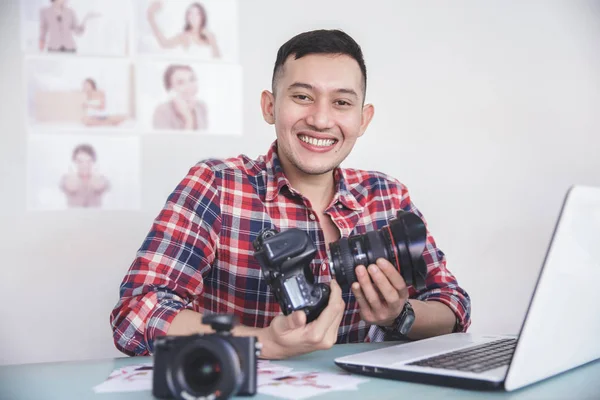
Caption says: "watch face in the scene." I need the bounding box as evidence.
[399,312,416,336]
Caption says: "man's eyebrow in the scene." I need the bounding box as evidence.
[336,88,359,98]
[288,82,313,91]
[287,82,359,98]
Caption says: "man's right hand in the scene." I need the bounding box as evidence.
[259,279,345,359]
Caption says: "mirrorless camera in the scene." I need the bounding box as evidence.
[253,228,330,323]
[253,210,428,322]
[152,314,259,400]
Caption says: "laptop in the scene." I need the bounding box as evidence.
[335,185,600,391]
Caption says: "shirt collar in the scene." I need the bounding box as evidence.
[264,141,365,211]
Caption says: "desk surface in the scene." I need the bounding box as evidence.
[1,342,599,400]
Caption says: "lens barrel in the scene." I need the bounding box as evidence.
[329,210,428,291]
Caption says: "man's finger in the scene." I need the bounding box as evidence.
[376,258,407,292]
[351,282,373,316]
[368,263,400,305]
[355,265,382,309]
[286,310,306,330]
[306,279,344,334]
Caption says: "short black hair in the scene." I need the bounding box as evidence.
[271,29,367,98]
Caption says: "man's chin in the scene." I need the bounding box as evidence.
[295,163,337,176]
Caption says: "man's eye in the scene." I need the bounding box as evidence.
[294,95,310,101]
[336,100,351,106]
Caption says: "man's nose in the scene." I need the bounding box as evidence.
[305,100,335,131]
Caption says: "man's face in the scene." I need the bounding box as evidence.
[262,54,374,177]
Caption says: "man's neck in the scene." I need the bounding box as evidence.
[281,163,336,213]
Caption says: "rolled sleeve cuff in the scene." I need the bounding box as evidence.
[144,299,187,354]
[417,292,471,332]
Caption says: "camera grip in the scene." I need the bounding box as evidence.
[305,283,330,323]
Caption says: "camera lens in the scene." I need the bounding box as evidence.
[167,339,242,400]
[183,349,221,393]
[329,210,428,291]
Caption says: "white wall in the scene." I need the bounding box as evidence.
[1,0,599,365]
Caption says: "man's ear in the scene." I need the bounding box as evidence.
[358,103,375,137]
[261,90,275,125]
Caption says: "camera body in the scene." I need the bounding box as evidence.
[152,315,258,400]
[253,228,330,323]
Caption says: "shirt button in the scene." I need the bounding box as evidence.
[337,204,343,208]
[309,214,316,220]
[321,264,327,271]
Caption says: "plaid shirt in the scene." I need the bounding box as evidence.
[111,141,471,356]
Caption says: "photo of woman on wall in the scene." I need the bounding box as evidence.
[146,1,220,58]
[60,143,110,208]
[81,78,128,127]
[152,64,208,131]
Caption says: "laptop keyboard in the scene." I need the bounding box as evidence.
[408,338,517,374]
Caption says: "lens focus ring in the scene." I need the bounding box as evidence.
[338,238,357,285]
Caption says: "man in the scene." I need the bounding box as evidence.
[111,29,471,359]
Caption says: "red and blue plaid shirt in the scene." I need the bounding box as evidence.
[110,141,471,356]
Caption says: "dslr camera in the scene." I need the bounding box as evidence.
[253,210,428,322]
[253,228,330,323]
[152,314,259,400]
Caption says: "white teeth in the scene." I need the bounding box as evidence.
[299,135,335,147]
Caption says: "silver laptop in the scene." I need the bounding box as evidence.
[335,185,600,391]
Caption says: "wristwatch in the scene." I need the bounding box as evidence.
[383,300,415,338]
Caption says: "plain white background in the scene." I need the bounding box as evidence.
[25,56,132,128]
[1,0,599,365]
[27,134,141,211]
[135,60,243,134]
[20,0,129,56]
[134,0,239,62]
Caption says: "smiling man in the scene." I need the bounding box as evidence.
[111,30,471,359]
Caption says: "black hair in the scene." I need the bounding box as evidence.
[72,144,97,162]
[272,29,367,98]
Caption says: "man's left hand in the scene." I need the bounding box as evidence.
[351,258,409,327]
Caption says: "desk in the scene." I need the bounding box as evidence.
[1,342,599,399]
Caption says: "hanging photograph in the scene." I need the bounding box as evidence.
[27,134,141,211]
[136,60,242,135]
[25,56,135,130]
[20,0,130,56]
[134,0,239,62]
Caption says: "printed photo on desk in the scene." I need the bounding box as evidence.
[25,56,135,131]
[133,0,239,62]
[135,60,243,135]
[20,0,129,56]
[27,134,141,211]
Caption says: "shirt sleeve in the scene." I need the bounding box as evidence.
[402,187,472,333]
[70,9,85,35]
[110,164,222,355]
[369,180,471,342]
